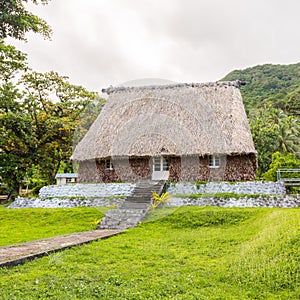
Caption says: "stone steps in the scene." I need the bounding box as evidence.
[98,180,165,229]
[99,209,147,229]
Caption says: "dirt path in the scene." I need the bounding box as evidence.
[0,229,124,268]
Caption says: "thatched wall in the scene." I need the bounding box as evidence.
[78,158,151,183]
[77,160,101,183]
[224,154,257,181]
[77,154,256,183]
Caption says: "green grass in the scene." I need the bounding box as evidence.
[0,206,299,299]
[0,206,110,246]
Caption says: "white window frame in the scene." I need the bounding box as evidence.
[153,157,169,172]
[209,155,220,168]
[105,159,113,170]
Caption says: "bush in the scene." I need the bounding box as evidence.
[263,152,300,181]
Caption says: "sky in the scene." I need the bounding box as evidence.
[8,0,300,93]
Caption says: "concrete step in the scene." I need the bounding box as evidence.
[126,196,151,202]
[98,208,148,229]
[98,180,166,230]
[121,203,150,209]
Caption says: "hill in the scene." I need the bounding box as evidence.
[222,63,300,176]
[222,62,300,115]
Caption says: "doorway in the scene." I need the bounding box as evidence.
[152,156,169,180]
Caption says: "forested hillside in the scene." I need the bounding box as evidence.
[222,63,300,115]
[222,63,300,179]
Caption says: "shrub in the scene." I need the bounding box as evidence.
[263,152,300,181]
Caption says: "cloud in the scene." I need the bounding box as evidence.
[7,0,300,91]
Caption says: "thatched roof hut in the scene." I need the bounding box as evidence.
[72,81,257,182]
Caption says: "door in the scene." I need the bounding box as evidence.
[152,157,169,180]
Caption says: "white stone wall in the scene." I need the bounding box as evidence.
[167,181,286,195]
[167,195,300,208]
[39,183,136,198]
[8,183,135,209]
[8,197,125,209]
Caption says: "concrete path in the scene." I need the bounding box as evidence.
[0,229,124,268]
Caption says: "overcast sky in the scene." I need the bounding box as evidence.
[8,0,300,92]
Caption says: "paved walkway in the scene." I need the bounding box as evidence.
[0,229,124,268]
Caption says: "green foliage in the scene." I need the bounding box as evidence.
[72,97,106,146]
[222,63,300,113]
[0,207,299,299]
[0,206,109,246]
[0,69,101,192]
[222,63,300,177]
[150,191,170,209]
[0,40,27,82]
[284,87,300,117]
[250,105,300,175]
[0,4,103,194]
[0,0,52,41]
[263,152,300,181]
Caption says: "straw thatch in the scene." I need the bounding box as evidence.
[72,81,256,161]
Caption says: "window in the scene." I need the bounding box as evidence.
[154,157,161,171]
[66,178,73,183]
[162,157,169,171]
[209,155,220,168]
[153,157,169,171]
[105,159,113,170]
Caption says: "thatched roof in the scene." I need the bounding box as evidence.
[72,81,256,161]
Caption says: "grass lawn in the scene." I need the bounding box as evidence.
[0,206,110,246]
[0,206,299,299]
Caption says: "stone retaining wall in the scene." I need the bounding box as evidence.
[167,195,300,208]
[39,183,136,198]
[167,181,286,195]
[8,181,295,209]
[8,197,125,209]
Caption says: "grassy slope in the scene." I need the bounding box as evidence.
[0,206,109,246]
[0,206,299,299]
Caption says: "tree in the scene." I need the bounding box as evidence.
[0,67,102,192]
[20,71,100,185]
[250,107,278,176]
[0,41,29,194]
[275,116,300,156]
[284,88,300,117]
[0,1,104,195]
[263,152,300,181]
[250,105,300,177]
[0,0,51,41]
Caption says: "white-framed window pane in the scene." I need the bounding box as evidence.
[162,157,169,171]
[209,155,220,168]
[105,159,113,170]
[154,157,161,171]
[154,157,169,171]
[214,157,220,167]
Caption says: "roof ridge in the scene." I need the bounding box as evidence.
[102,80,245,94]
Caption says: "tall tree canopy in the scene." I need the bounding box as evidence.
[0,0,51,41]
[0,68,101,192]
[222,63,300,178]
[0,0,105,195]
